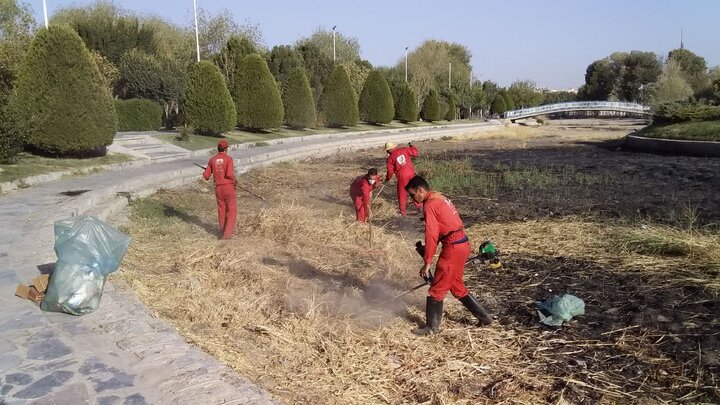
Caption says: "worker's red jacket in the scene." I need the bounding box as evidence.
[385,145,419,181]
[349,174,381,202]
[203,152,235,186]
[422,191,466,265]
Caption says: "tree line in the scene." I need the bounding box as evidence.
[578,48,720,107]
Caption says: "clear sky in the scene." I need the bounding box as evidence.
[34,0,720,89]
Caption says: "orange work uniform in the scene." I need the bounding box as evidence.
[421,191,471,301]
[203,152,236,239]
[385,145,419,215]
[349,174,380,222]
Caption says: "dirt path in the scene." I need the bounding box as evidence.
[120,120,720,404]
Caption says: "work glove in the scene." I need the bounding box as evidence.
[415,241,425,258]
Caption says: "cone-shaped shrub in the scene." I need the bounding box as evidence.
[282,67,315,129]
[234,53,284,130]
[184,61,236,135]
[491,95,507,115]
[500,90,515,110]
[320,65,358,127]
[10,25,116,154]
[444,95,457,121]
[359,70,394,124]
[420,88,442,122]
[394,81,418,123]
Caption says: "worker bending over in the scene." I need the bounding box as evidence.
[349,168,381,222]
[406,175,492,335]
[385,142,419,216]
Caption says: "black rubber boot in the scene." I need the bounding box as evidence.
[459,295,493,326]
[412,297,443,335]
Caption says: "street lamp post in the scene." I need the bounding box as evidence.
[193,0,200,62]
[404,46,409,82]
[332,25,337,62]
[42,0,48,28]
[469,69,472,119]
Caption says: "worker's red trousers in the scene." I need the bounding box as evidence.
[215,184,236,239]
[396,174,412,215]
[352,195,368,222]
[428,241,471,301]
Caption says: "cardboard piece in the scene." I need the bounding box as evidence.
[31,274,49,293]
[28,286,45,303]
[15,284,30,299]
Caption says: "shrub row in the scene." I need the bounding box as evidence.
[115,99,162,131]
[653,102,720,124]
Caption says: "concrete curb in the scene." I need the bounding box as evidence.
[625,134,720,157]
[188,121,487,157]
[0,158,152,195]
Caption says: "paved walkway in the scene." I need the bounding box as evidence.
[0,123,498,404]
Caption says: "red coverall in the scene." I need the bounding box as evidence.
[203,152,236,239]
[422,192,471,302]
[385,145,419,215]
[349,175,380,222]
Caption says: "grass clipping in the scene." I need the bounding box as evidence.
[120,190,542,404]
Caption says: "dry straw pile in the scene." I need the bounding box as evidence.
[119,155,720,403]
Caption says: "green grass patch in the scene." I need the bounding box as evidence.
[617,226,720,265]
[0,152,133,183]
[155,120,472,151]
[414,158,617,197]
[638,121,720,142]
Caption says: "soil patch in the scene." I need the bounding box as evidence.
[119,120,719,403]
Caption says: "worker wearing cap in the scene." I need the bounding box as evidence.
[203,140,236,239]
[349,168,381,222]
[405,175,492,335]
[384,141,419,216]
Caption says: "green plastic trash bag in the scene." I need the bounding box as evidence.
[41,216,132,315]
[537,294,585,326]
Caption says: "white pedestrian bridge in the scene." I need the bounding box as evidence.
[504,101,652,120]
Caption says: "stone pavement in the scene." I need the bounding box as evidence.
[0,123,498,404]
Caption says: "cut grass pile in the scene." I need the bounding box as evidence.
[0,152,133,183]
[638,121,720,142]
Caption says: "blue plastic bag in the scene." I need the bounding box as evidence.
[537,294,585,326]
[41,216,132,315]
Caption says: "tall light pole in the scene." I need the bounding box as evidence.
[404,46,409,82]
[193,0,201,62]
[332,25,337,62]
[469,68,472,119]
[448,62,452,89]
[42,0,49,28]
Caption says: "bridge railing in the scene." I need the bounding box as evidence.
[504,101,652,119]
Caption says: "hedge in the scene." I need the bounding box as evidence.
[359,70,394,124]
[10,25,116,155]
[115,99,163,131]
[282,67,315,129]
[653,102,720,124]
[184,60,236,135]
[234,53,284,130]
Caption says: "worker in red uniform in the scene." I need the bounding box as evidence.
[203,140,236,240]
[385,142,419,216]
[405,175,492,335]
[349,168,381,222]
